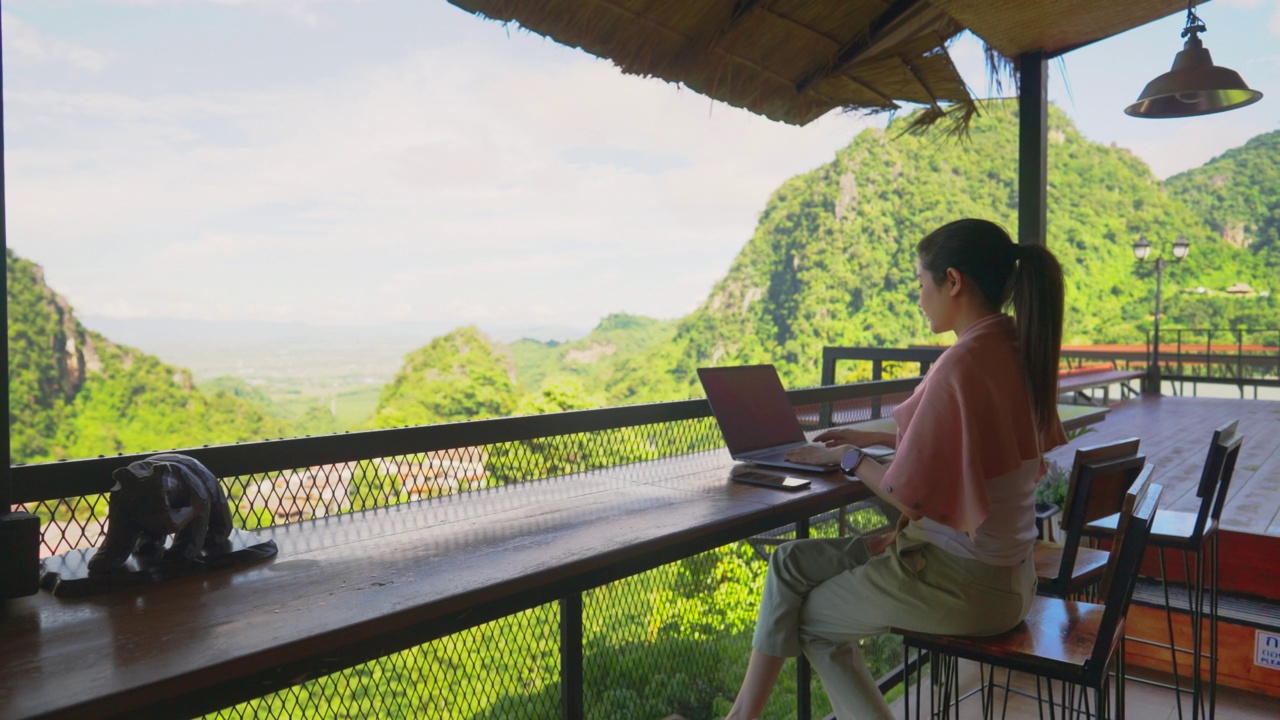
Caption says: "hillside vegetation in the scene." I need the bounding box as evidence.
[11,107,1279,462]
[7,250,286,464]
[595,104,1278,403]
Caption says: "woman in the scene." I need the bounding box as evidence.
[724,218,1067,719]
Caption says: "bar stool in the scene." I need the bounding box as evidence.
[896,467,1162,720]
[1084,420,1243,720]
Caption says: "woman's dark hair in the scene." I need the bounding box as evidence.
[917,218,1065,432]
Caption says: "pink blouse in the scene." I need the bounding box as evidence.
[882,313,1068,534]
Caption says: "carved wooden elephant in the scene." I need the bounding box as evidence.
[87,454,234,576]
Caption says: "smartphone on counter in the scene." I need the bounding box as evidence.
[730,470,811,491]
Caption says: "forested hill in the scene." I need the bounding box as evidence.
[603,101,1278,403]
[1165,129,1280,271]
[372,314,680,427]
[7,250,285,464]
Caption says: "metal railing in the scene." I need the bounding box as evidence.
[12,378,918,720]
[824,332,1280,403]
[1154,328,1280,397]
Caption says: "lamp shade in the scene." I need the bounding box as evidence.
[1133,236,1152,261]
[1173,236,1191,259]
[1125,35,1263,118]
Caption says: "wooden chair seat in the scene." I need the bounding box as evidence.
[1084,509,1218,550]
[898,595,1110,686]
[1034,543,1109,595]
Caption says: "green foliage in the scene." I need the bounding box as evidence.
[7,251,286,464]
[1036,459,1070,509]
[485,375,675,484]
[510,312,679,393]
[7,249,72,462]
[371,326,517,428]
[604,103,1280,403]
[1166,130,1280,275]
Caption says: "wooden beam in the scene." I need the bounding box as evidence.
[794,0,930,94]
[1018,51,1048,246]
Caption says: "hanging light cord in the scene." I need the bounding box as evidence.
[1182,1,1207,39]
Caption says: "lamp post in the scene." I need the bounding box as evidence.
[1133,234,1191,394]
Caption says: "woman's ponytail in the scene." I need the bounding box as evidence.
[1009,245,1065,433]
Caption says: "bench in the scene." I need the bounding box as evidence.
[1057,367,1145,405]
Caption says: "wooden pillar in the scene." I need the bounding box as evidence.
[1018,51,1048,246]
[0,14,43,599]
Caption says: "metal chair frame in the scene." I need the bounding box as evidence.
[1084,420,1242,720]
[897,467,1162,720]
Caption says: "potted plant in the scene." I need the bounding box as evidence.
[1034,459,1069,541]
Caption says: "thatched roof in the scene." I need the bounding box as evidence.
[449,0,1187,131]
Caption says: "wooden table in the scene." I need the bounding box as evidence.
[0,449,869,720]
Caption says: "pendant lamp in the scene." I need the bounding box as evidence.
[1125,2,1262,119]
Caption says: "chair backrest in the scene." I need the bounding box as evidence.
[1088,465,1161,681]
[1048,439,1145,592]
[1193,419,1244,529]
[1058,437,1142,533]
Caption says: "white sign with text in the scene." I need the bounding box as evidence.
[1257,630,1280,670]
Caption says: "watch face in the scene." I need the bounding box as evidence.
[840,447,862,473]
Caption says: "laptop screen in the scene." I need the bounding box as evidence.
[697,364,807,456]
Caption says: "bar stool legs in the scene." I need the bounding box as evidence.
[1147,538,1217,720]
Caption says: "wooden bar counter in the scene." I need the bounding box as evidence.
[0,449,870,720]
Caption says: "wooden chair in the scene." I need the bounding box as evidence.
[1083,420,1242,720]
[1035,438,1145,600]
[896,466,1161,720]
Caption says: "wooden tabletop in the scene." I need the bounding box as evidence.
[0,449,869,720]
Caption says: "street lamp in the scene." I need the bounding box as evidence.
[1133,234,1191,394]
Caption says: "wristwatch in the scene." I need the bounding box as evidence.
[840,447,867,476]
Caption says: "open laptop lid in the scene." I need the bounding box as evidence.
[697,364,809,458]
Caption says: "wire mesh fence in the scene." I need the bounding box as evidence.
[21,416,725,559]
[196,501,895,720]
[15,383,907,719]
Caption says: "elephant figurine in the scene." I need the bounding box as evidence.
[87,453,234,576]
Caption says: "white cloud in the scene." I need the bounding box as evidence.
[10,1,1272,333]
[0,11,108,72]
[5,35,861,328]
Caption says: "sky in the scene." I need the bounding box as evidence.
[3,0,1279,340]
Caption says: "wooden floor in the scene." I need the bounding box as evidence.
[1045,395,1280,537]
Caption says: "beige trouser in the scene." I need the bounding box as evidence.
[752,525,1036,720]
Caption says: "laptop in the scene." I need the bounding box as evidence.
[697,364,839,473]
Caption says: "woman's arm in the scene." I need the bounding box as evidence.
[845,452,920,522]
[813,428,896,449]
[782,444,919,521]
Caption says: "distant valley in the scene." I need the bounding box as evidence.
[10,102,1279,463]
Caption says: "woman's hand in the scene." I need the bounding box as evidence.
[866,532,897,556]
[814,428,887,448]
[866,514,910,556]
[783,444,846,466]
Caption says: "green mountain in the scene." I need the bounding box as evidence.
[1160,130,1280,327]
[1166,129,1280,270]
[373,315,677,425]
[7,250,287,464]
[510,313,679,392]
[603,102,1278,403]
[372,326,518,428]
